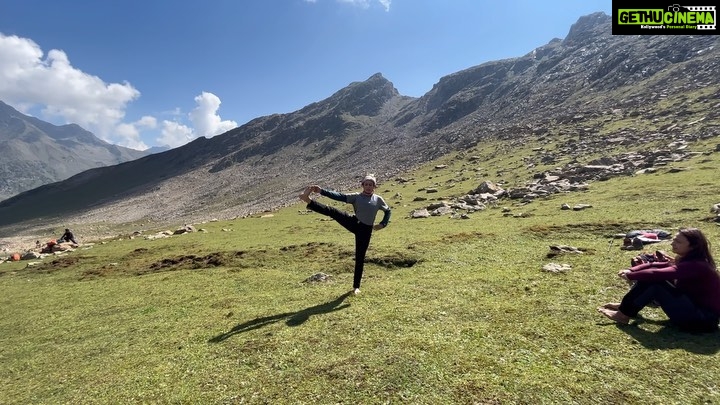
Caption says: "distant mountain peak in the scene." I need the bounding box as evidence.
[365,72,392,86]
[564,12,611,45]
[323,72,400,116]
[0,100,149,201]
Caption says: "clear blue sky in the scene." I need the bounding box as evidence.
[0,0,611,150]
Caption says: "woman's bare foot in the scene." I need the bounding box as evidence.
[299,187,312,203]
[597,307,631,324]
[602,303,621,310]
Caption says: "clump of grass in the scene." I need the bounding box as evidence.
[1,141,719,404]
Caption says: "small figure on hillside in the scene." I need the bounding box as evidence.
[299,174,391,295]
[598,228,720,333]
[59,228,78,244]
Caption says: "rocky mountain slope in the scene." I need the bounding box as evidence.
[0,12,718,239]
[0,101,148,201]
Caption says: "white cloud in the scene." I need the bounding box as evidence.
[0,33,239,152]
[158,120,194,149]
[165,107,183,117]
[337,0,370,9]
[336,0,390,11]
[115,123,147,151]
[189,92,237,138]
[137,115,158,128]
[303,0,390,11]
[114,116,157,150]
[0,33,141,145]
[153,92,236,149]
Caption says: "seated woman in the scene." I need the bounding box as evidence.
[598,227,720,332]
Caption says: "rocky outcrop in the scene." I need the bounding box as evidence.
[409,140,702,219]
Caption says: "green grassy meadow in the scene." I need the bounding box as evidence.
[2,139,720,404]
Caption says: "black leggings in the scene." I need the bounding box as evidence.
[619,281,719,332]
[307,200,373,289]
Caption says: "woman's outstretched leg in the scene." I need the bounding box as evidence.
[305,199,358,233]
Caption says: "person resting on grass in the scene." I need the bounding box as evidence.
[598,227,720,333]
[299,174,391,296]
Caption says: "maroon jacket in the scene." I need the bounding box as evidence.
[627,260,720,316]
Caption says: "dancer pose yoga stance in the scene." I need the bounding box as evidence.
[598,228,720,333]
[300,174,391,295]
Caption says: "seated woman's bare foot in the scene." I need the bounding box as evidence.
[299,187,312,203]
[602,303,621,310]
[597,307,631,324]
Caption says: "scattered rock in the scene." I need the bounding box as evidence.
[635,168,658,175]
[145,231,173,240]
[173,225,196,235]
[547,245,584,258]
[303,272,332,283]
[410,209,431,218]
[711,203,720,214]
[542,263,572,273]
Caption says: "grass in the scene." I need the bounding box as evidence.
[1,139,720,404]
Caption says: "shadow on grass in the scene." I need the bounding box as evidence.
[600,318,720,355]
[208,291,352,343]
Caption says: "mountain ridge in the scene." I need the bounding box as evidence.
[0,101,149,201]
[0,12,718,240]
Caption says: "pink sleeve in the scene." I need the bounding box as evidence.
[626,263,678,281]
[629,261,671,272]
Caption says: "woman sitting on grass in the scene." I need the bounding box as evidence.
[598,227,720,333]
